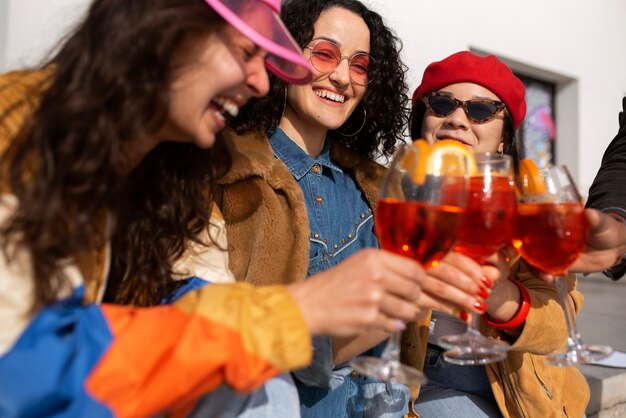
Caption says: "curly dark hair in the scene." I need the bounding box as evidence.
[409,100,525,176]
[231,0,409,159]
[0,0,232,310]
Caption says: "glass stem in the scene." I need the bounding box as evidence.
[466,259,484,339]
[380,331,401,364]
[467,313,482,336]
[554,275,583,350]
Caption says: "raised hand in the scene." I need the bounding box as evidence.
[529,209,626,282]
[569,208,626,273]
[419,252,494,318]
[286,249,424,337]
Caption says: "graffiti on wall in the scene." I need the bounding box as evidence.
[518,77,556,169]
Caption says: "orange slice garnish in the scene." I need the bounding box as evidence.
[519,159,546,194]
[403,139,430,184]
[426,139,478,177]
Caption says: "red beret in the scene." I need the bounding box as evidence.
[413,51,527,129]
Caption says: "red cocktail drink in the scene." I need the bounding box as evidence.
[514,202,588,275]
[454,176,516,262]
[376,198,463,267]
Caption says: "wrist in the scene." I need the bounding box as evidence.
[604,213,626,280]
[483,279,530,331]
[285,281,319,335]
[603,252,626,280]
[612,214,626,257]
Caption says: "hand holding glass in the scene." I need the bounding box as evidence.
[514,165,612,365]
[438,153,516,365]
[350,141,471,384]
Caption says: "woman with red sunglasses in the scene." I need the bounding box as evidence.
[219,2,414,416]
[409,51,590,418]
[217,1,493,417]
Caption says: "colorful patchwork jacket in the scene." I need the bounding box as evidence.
[0,69,312,417]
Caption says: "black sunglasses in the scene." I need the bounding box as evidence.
[422,92,506,124]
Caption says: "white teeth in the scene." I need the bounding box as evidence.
[315,89,345,103]
[212,96,239,117]
[223,101,239,117]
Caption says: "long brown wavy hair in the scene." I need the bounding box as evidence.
[0,0,232,310]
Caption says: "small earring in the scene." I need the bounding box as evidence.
[338,104,366,137]
[496,142,504,155]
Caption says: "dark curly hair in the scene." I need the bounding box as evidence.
[409,100,525,176]
[231,0,409,159]
[1,0,231,309]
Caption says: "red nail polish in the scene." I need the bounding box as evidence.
[474,300,487,312]
[477,288,489,299]
[459,311,468,321]
[481,275,493,289]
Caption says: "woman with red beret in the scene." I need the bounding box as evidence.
[408,51,590,418]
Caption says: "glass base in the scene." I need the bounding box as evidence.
[351,356,427,385]
[546,344,613,366]
[443,348,508,365]
[438,333,509,365]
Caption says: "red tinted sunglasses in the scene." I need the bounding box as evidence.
[305,40,374,86]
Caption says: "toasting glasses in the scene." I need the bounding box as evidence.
[350,140,473,384]
[438,153,517,365]
[514,165,612,365]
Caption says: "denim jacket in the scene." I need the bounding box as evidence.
[268,128,409,418]
[268,128,378,274]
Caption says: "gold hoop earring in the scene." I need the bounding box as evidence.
[496,142,504,155]
[339,104,366,137]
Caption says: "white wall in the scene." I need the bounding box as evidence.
[368,0,626,197]
[2,0,88,69]
[0,0,7,70]
[2,0,626,196]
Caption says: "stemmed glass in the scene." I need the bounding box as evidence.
[438,153,517,365]
[514,165,612,365]
[351,141,473,384]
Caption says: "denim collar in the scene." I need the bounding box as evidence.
[268,127,341,181]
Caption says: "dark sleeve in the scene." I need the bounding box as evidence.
[586,96,626,279]
[586,96,626,215]
[291,335,334,388]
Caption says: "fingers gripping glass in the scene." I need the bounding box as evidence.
[515,166,612,366]
[350,142,473,385]
[305,40,374,86]
[423,92,506,124]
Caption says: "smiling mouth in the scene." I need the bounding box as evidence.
[211,96,240,123]
[315,89,346,103]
